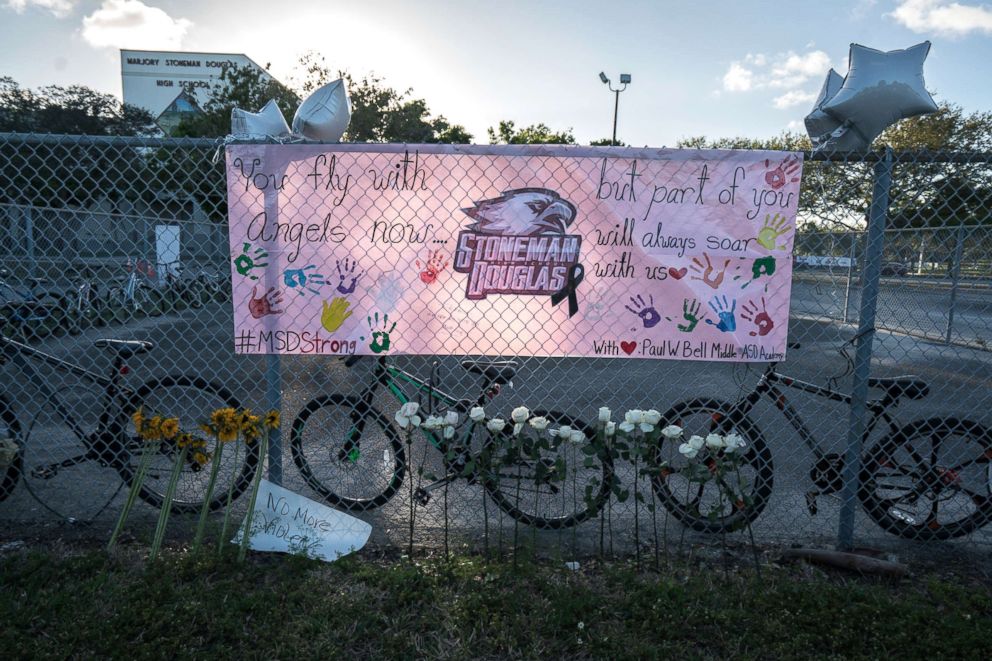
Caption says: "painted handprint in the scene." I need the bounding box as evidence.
[705,295,737,333]
[677,298,703,333]
[764,155,800,190]
[247,286,284,319]
[740,297,774,337]
[283,265,327,296]
[625,294,661,329]
[417,250,449,285]
[321,297,353,332]
[374,271,403,313]
[756,213,792,251]
[335,257,363,295]
[233,243,268,280]
[366,312,397,354]
[690,253,730,290]
[751,256,776,280]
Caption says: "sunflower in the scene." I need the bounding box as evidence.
[141,416,163,442]
[263,410,280,430]
[160,417,180,440]
[131,408,145,434]
[176,432,194,449]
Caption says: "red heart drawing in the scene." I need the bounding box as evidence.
[669,267,688,280]
[620,341,637,355]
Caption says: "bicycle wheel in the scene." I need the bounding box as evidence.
[184,280,206,309]
[122,377,259,513]
[35,294,68,338]
[0,396,21,503]
[290,394,406,511]
[480,410,612,529]
[650,399,774,534]
[20,384,128,521]
[860,418,992,541]
[134,285,162,318]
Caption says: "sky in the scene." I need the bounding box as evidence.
[1,0,991,146]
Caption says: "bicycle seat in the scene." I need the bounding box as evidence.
[461,359,517,385]
[94,339,154,357]
[868,376,929,400]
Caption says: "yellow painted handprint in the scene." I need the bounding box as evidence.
[756,213,792,251]
[321,297,353,332]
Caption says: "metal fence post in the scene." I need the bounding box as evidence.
[842,232,856,324]
[24,206,36,278]
[837,149,893,551]
[266,354,282,485]
[945,224,965,345]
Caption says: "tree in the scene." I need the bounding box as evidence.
[0,77,159,213]
[487,120,575,145]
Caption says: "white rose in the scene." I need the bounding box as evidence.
[529,416,549,431]
[604,421,616,437]
[678,442,699,459]
[511,406,530,423]
[443,426,455,440]
[643,409,662,425]
[469,406,486,422]
[548,428,559,438]
[688,435,705,450]
[421,415,444,430]
[598,407,611,422]
[705,433,725,449]
[399,402,420,418]
[445,411,459,427]
[618,421,636,434]
[569,429,585,444]
[624,409,643,424]
[661,425,683,440]
[558,425,572,438]
[394,411,412,429]
[487,418,506,433]
[723,433,744,453]
[639,422,655,434]
[513,422,524,436]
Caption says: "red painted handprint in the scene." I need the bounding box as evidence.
[248,286,284,319]
[740,297,774,337]
[417,250,449,285]
[764,155,800,190]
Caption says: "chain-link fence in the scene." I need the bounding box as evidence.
[0,133,990,561]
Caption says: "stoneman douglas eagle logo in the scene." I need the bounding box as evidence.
[453,188,584,316]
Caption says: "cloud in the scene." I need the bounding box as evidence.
[773,90,817,109]
[722,63,753,92]
[786,120,805,131]
[5,0,77,18]
[720,48,831,109]
[81,0,191,50]
[891,0,992,36]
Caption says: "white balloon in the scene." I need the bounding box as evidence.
[803,68,845,146]
[230,99,291,138]
[292,79,351,142]
[815,41,937,152]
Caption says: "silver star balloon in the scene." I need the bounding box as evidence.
[806,41,938,152]
[231,99,292,139]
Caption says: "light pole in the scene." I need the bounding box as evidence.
[599,72,631,146]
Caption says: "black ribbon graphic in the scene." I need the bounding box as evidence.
[550,263,584,318]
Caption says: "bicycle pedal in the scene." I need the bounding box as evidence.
[30,465,58,480]
[805,491,819,516]
[413,487,431,506]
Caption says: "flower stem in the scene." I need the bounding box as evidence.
[192,440,224,553]
[218,440,242,557]
[108,441,154,552]
[238,432,269,563]
[149,444,188,562]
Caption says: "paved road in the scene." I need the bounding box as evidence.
[2,281,991,558]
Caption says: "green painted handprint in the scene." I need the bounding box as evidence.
[756,213,792,251]
[233,243,268,280]
[367,312,397,354]
[677,298,702,333]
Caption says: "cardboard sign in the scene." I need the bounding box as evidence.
[235,480,372,562]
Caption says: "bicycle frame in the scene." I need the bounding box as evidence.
[1,336,134,470]
[725,365,902,462]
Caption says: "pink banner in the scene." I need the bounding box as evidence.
[227,144,802,361]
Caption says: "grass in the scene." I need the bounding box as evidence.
[2,546,991,659]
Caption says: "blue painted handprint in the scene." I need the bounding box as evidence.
[283,265,327,296]
[705,295,737,333]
